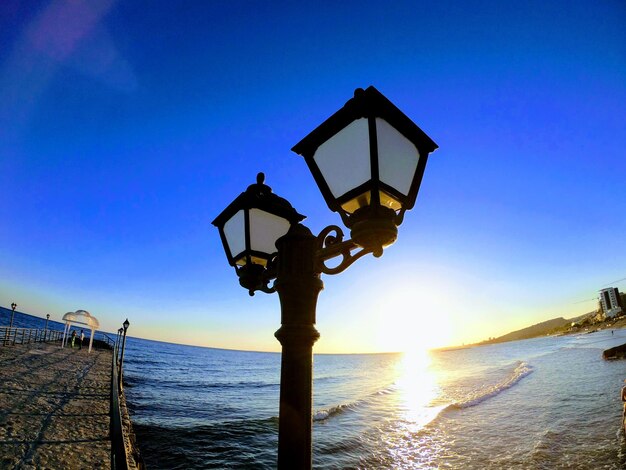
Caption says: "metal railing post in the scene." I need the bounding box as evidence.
[110,339,129,470]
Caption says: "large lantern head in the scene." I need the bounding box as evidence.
[212,173,305,293]
[292,86,438,254]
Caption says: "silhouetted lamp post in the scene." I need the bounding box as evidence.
[44,314,50,342]
[116,327,122,351]
[212,86,438,469]
[9,303,17,329]
[119,319,130,387]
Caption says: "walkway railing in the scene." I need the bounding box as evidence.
[1,320,136,468]
[1,327,63,346]
[111,332,129,470]
[101,333,116,349]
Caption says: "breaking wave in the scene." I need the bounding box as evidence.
[449,361,533,410]
[313,402,359,421]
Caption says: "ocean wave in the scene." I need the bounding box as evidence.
[530,428,562,465]
[313,383,399,422]
[449,361,533,409]
[313,402,359,421]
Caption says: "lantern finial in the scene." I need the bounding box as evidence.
[257,172,265,185]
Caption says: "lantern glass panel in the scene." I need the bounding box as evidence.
[242,255,270,267]
[376,118,420,196]
[379,190,402,211]
[340,191,370,214]
[223,209,246,262]
[248,208,291,258]
[313,118,371,199]
[341,189,402,214]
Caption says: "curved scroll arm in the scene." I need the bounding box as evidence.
[254,254,278,295]
[315,225,374,275]
[395,208,406,227]
[253,284,277,296]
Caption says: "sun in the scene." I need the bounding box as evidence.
[371,285,452,353]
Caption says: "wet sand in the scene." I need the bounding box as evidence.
[0,342,113,468]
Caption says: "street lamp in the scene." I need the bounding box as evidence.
[212,86,438,469]
[9,303,17,329]
[116,327,123,351]
[292,86,437,255]
[119,319,130,392]
[212,172,305,295]
[5,303,18,346]
[44,314,50,342]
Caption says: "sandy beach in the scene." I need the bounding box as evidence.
[0,342,113,469]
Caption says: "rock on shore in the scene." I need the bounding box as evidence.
[603,342,626,360]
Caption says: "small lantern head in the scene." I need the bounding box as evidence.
[118,328,123,334]
[123,319,130,331]
[46,314,50,319]
[292,86,438,253]
[212,173,305,293]
[11,303,17,310]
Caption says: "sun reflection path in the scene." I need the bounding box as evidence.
[378,349,451,467]
[396,349,445,431]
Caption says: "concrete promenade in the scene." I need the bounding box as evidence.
[0,342,111,468]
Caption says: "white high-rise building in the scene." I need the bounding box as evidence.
[599,287,623,318]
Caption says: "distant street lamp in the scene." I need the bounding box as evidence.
[44,314,50,342]
[9,303,17,329]
[116,327,123,352]
[119,319,130,391]
[213,87,438,469]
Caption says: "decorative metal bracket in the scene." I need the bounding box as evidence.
[236,222,382,294]
[235,255,278,296]
[315,225,374,275]
[254,282,277,296]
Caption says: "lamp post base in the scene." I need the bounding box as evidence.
[274,324,320,469]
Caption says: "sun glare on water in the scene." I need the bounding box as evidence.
[396,349,443,428]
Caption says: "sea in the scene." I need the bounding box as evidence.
[3,307,626,469]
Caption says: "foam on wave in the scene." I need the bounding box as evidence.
[312,382,399,422]
[449,361,533,410]
[313,402,360,421]
[313,361,533,424]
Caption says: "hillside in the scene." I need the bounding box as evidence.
[489,317,569,343]
[481,312,595,345]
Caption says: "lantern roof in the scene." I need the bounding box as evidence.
[212,173,305,228]
[291,86,438,158]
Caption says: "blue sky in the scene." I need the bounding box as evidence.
[1,0,625,352]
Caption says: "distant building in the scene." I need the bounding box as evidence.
[599,287,623,318]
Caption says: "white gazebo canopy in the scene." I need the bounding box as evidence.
[61,310,100,353]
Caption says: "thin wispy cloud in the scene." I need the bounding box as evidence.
[0,0,136,144]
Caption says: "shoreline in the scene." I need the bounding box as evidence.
[120,387,143,468]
